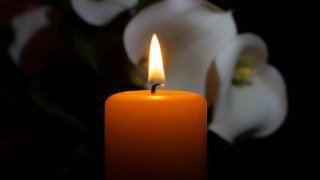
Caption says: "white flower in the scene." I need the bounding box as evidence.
[124,0,237,103]
[8,7,50,65]
[71,0,138,26]
[208,33,287,143]
[124,0,287,143]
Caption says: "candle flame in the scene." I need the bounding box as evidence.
[148,33,165,86]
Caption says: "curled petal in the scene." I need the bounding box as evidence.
[208,33,287,143]
[214,33,268,94]
[71,0,138,26]
[8,7,50,65]
[124,0,237,102]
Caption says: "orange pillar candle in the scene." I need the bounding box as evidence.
[104,34,207,180]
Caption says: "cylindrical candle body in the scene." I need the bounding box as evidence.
[105,90,207,180]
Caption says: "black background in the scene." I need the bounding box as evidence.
[208,0,320,179]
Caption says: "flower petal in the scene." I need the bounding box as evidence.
[8,6,50,65]
[208,33,287,143]
[124,0,237,102]
[71,0,138,26]
[214,33,268,94]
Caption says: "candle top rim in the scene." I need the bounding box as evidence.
[117,90,202,97]
[106,90,207,107]
[107,90,206,101]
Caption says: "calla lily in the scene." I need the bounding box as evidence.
[71,0,138,26]
[124,0,287,143]
[124,0,237,103]
[208,33,287,143]
[8,6,50,65]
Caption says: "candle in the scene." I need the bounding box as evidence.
[104,34,207,180]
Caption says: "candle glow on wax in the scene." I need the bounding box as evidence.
[148,34,165,86]
[104,33,207,180]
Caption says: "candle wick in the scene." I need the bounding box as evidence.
[151,83,161,95]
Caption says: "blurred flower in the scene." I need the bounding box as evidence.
[71,0,138,26]
[124,0,287,143]
[0,0,41,23]
[124,0,236,104]
[8,6,50,67]
[8,6,64,74]
[208,33,287,143]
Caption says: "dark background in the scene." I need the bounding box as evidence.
[1,0,319,179]
[209,0,320,179]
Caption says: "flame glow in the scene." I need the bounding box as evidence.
[148,33,165,85]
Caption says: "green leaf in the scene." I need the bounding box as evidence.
[56,143,93,180]
[72,35,98,71]
[128,63,146,88]
[135,0,162,12]
[29,77,85,132]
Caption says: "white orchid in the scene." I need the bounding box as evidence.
[123,0,287,143]
[71,0,138,26]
